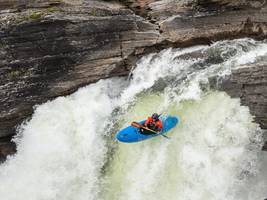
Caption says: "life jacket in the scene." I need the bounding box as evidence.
[144,116,163,130]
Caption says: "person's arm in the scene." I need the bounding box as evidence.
[144,117,151,126]
[157,121,163,131]
[159,121,163,129]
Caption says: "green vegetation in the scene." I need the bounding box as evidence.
[90,8,98,16]
[7,69,33,80]
[29,12,43,20]
[7,70,20,79]
[22,6,62,22]
[47,6,62,13]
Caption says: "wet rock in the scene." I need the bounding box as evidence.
[127,0,267,20]
[216,65,267,129]
[0,138,16,163]
[0,0,159,139]
[210,64,267,150]
[0,0,62,10]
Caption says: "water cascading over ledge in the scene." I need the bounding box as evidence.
[0,38,266,200]
[1,0,267,141]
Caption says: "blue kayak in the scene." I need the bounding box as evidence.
[116,115,179,143]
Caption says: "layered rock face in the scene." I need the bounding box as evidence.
[0,0,61,9]
[210,64,267,150]
[1,0,267,159]
[216,65,267,129]
[0,0,160,139]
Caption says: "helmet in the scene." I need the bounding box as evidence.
[152,113,159,121]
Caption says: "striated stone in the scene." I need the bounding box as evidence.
[0,0,160,139]
[0,0,62,10]
[214,64,267,128]
[210,63,267,150]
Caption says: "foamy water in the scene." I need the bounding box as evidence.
[0,38,267,200]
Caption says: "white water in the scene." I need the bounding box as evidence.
[1,38,267,200]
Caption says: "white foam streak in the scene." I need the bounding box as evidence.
[0,80,121,200]
[120,46,205,105]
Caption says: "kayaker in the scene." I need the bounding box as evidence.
[144,113,163,132]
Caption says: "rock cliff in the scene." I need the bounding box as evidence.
[0,0,160,139]
[0,0,267,160]
[210,63,267,150]
[215,65,267,129]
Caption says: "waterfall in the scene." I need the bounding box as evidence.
[1,38,266,200]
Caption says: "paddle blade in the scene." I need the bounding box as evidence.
[161,134,170,139]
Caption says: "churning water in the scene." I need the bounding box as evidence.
[0,38,267,200]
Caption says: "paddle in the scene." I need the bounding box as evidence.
[131,122,170,139]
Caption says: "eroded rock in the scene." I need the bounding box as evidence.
[0,0,160,138]
[0,139,16,163]
[210,64,267,149]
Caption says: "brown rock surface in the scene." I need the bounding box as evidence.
[0,137,16,163]
[0,0,62,10]
[0,0,160,138]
